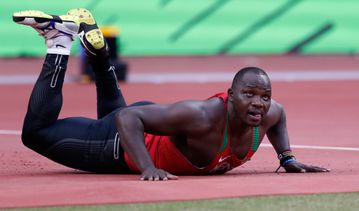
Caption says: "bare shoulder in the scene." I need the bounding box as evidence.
[172,98,223,115]
[171,97,226,133]
[203,97,226,120]
[264,99,284,125]
[180,97,225,121]
[116,98,225,136]
[269,99,284,113]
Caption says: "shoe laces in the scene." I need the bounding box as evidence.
[35,21,74,41]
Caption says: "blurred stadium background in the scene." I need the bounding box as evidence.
[2,0,358,58]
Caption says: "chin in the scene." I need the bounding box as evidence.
[246,120,262,127]
[248,123,260,127]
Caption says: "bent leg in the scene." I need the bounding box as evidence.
[33,117,95,169]
[22,54,129,173]
[22,54,68,152]
[90,48,127,119]
[14,9,78,147]
[16,9,130,173]
[68,8,126,119]
[34,116,129,173]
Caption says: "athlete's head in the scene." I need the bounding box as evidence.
[228,67,272,126]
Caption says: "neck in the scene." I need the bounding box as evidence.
[227,101,252,135]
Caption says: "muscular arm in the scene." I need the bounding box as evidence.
[266,103,291,154]
[115,100,214,180]
[266,101,329,173]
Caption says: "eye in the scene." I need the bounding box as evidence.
[262,95,270,101]
[244,92,253,97]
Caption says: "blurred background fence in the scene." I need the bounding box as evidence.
[1,0,358,57]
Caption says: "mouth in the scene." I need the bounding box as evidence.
[247,110,262,122]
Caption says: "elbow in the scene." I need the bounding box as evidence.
[115,108,126,121]
[115,108,143,131]
[115,108,131,127]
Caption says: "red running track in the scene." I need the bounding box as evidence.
[0,56,359,208]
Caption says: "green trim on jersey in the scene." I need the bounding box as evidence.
[219,111,229,153]
[252,127,260,152]
[219,112,260,153]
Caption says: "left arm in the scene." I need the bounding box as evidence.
[266,103,330,173]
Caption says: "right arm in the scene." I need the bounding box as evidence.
[267,101,330,173]
[115,100,215,180]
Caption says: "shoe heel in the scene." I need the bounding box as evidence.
[67,8,95,25]
[85,29,105,50]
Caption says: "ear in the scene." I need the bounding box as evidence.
[227,88,234,101]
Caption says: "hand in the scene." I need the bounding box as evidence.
[141,166,178,181]
[283,161,330,173]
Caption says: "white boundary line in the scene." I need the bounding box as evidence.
[127,70,359,83]
[0,75,72,85]
[1,129,359,152]
[0,130,21,135]
[1,70,359,84]
[261,143,359,152]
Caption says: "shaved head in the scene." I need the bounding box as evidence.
[231,67,270,89]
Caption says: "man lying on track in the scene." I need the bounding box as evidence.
[14,8,329,181]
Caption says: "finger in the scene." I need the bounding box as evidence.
[158,170,178,180]
[141,175,152,181]
[296,162,331,173]
[285,165,304,173]
[166,173,178,180]
[285,163,305,173]
[140,174,147,181]
[314,166,330,172]
[306,166,330,173]
[297,168,306,173]
[157,170,168,181]
[140,176,151,181]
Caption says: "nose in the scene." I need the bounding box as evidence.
[251,96,263,108]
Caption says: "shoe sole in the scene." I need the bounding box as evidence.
[13,10,74,25]
[67,8,105,53]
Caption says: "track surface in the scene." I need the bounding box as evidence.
[0,55,358,208]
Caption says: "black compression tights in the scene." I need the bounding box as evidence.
[21,53,128,172]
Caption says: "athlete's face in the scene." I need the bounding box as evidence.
[228,72,271,126]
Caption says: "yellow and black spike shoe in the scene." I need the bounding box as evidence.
[13,10,78,40]
[67,8,106,56]
[13,10,78,55]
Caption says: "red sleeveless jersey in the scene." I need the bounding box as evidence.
[124,92,261,175]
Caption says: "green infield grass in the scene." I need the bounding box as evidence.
[9,192,359,211]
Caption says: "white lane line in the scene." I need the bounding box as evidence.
[261,143,359,151]
[0,130,21,135]
[128,70,359,83]
[1,129,359,152]
[1,70,359,84]
[0,75,72,85]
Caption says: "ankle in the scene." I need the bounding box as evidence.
[46,35,73,55]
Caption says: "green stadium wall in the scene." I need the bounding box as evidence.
[2,0,358,57]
